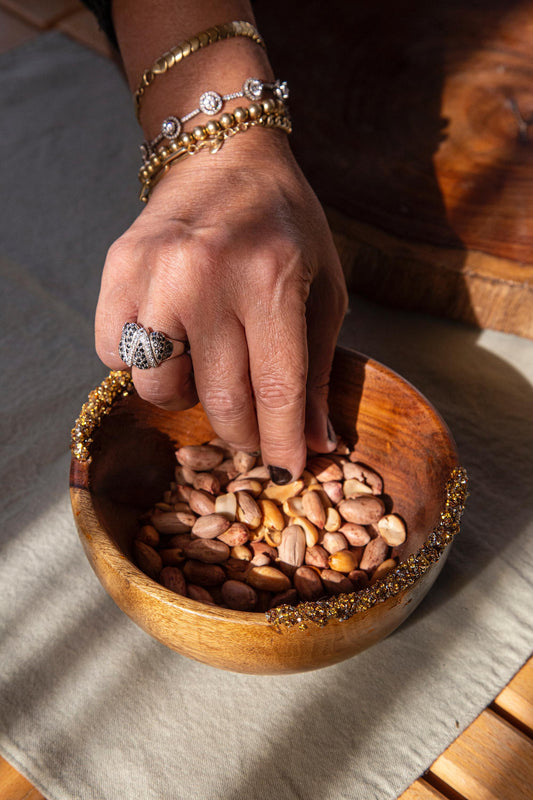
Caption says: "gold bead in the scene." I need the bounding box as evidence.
[192,126,207,141]
[140,168,149,180]
[205,120,220,135]
[248,103,261,120]
[181,133,192,146]
[219,113,234,129]
[262,98,275,115]
[152,157,161,167]
[233,106,249,123]
[159,147,169,158]
[146,163,155,174]
[170,140,179,151]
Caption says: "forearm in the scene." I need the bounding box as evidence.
[112,0,274,140]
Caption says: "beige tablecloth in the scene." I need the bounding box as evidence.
[0,32,532,800]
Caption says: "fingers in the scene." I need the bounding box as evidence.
[245,292,309,484]
[304,256,349,454]
[95,250,198,411]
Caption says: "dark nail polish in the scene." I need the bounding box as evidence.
[268,466,293,485]
[327,417,337,446]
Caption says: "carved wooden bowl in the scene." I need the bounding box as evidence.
[70,348,465,674]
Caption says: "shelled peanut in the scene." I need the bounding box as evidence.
[133,438,407,612]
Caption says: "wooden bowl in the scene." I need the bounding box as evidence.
[70,348,465,674]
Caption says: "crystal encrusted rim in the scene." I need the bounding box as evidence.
[70,372,467,627]
[266,467,468,629]
[70,370,133,463]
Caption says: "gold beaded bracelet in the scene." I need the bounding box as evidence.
[134,20,266,121]
[138,99,291,202]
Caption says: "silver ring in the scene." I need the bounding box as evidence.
[119,322,187,369]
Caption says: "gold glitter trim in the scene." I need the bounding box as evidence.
[70,371,133,463]
[266,468,468,629]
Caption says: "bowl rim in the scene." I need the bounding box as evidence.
[70,348,467,630]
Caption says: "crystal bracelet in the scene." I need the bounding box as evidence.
[140,78,289,163]
[134,20,266,120]
[138,100,291,202]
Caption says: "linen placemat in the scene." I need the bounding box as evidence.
[1,32,532,800]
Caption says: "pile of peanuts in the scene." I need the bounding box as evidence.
[133,439,407,612]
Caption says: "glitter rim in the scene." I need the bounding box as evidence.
[70,370,133,463]
[266,467,468,629]
[70,372,467,627]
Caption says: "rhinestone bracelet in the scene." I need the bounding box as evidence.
[141,77,289,163]
[138,100,292,202]
[134,20,266,120]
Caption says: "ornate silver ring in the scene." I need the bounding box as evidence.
[119,322,186,369]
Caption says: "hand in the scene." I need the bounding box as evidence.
[95,130,348,482]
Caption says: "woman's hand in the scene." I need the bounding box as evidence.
[95,131,348,483]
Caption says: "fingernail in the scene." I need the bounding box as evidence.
[250,450,261,457]
[268,466,293,485]
[327,417,337,446]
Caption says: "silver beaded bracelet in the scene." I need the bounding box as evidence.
[140,77,289,163]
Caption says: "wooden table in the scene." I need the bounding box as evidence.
[0,1,531,798]
[1,656,531,799]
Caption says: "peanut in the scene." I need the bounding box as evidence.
[328,549,360,573]
[345,460,383,494]
[302,490,326,529]
[221,580,258,611]
[236,491,262,528]
[160,566,186,595]
[191,513,231,539]
[134,540,162,580]
[217,522,250,547]
[305,544,330,569]
[215,492,237,521]
[359,536,389,573]
[339,523,371,547]
[159,547,185,566]
[320,570,354,595]
[338,495,385,525]
[232,451,257,473]
[182,538,230,564]
[377,514,407,546]
[136,438,408,611]
[188,489,216,516]
[277,525,306,569]
[247,566,292,592]
[182,560,226,587]
[176,444,224,471]
[294,566,324,601]
[321,531,349,554]
[188,584,215,604]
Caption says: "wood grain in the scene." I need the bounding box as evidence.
[429,708,533,800]
[70,351,459,674]
[254,0,533,338]
[0,756,45,800]
[492,659,533,736]
[398,778,451,800]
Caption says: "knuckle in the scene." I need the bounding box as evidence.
[202,387,250,425]
[135,379,178,409]
[254,374,306,411]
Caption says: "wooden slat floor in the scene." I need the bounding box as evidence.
[0,1,531,797]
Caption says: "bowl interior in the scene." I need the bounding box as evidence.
[84,348,458,572]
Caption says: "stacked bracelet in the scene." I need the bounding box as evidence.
[134,20,266,120]
[138,98,291,202]
[141,78,289,163]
